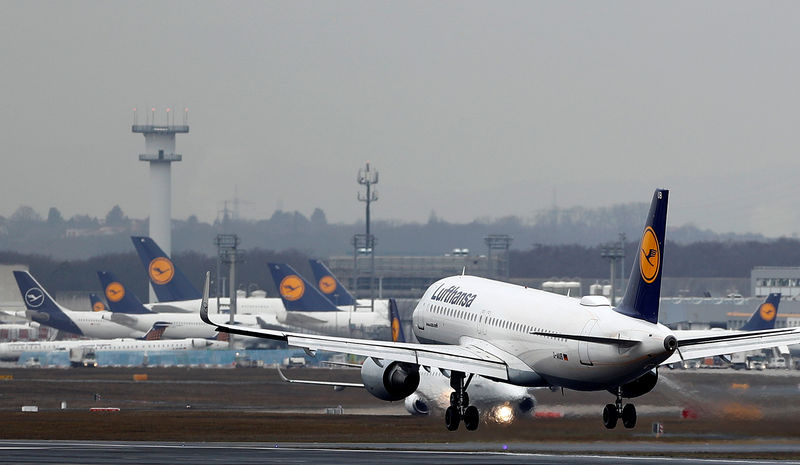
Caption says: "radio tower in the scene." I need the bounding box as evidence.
[353,162,378,311]
[132,107,189,301]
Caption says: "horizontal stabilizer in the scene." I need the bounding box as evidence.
[284,312,327,326]
[677,327,797,347]
[664,327,800,365]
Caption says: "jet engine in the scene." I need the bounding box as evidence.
[190,338,210,348]
[360,357,420,401]
[610,369,658,398]
[517,395,536,414]
[403,393,431,415]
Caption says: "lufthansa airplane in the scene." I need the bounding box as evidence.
[308,259,390,313]
[202,189,800,431]
[277,299,537,422]
[14,271,146,339]
[96,271,281,340]
[0,322,224,361]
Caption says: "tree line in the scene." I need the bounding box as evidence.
[4,238,800,299]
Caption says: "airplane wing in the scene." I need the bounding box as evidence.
[276,366,364,388]
[146,303,195,313]
[663,327,800,365]
[198,273,509,380]
[284,312,328,326]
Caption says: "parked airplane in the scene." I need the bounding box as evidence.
[131,236,342,323]
[13,271,145,339]
[132,236,389,335]
[96,271,280,340]
[129,236,285,314]
[741,293,781,331]
[279,299,537,422]
[0,323,224,362]
[131,236,202,302]
[89,294,107,312]
[308,259,390,313]
[268,263,390,336]
[203,189,800,431]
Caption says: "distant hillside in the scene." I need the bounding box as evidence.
[0,203,767,259]
[3,238,800,298]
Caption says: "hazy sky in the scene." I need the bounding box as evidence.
[2,1,800,236]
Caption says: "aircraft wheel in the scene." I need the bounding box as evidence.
[602,403,618,429]
[621,403,637,429]
[445,406,460,431]
[463,405,480,431]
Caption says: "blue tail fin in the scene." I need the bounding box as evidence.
[12,271,83,336]
[89,293,107,312]
[268,263,339,311]
[741,293,781,331]
[130,236,201,301]
[389,298,405,343]
[308,259,357,306]
[615,189,669,324]
[96,271,155,315]
[142,322,170,340]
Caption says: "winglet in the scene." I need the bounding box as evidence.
[199,271,213,325]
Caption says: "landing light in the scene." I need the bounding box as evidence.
[491,404,514,424]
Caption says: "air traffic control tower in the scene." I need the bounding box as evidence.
[132,108,189,301]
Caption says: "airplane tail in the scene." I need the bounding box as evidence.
[96,271,154,315]
[389,298,405,343]
[268,263,339,311]
[741,293,781,331]
[615,189,669,324]
[130,236,201,301]
[89,293,107,312]
[142,322,170,340]
[12,271,83,336]
[308,259,357,306]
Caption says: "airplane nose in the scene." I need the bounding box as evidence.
[663,335,677,352]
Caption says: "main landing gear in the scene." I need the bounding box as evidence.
[602,388,637,429]
[445,371,479,431]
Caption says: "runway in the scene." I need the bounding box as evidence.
[2,367,800,462]
[1,440,799,465]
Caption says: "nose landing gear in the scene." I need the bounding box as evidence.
[445,371,479,431]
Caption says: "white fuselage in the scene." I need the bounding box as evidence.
[60,309,145,339]
[146,297,287,317]
[411,276,675,391]
[0,337,224,361]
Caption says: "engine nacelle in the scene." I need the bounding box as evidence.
[403,393,431,415]
[190,338,209,348]
[610,369,658,398]
[360,357,420,402]
[518,396,536,414]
